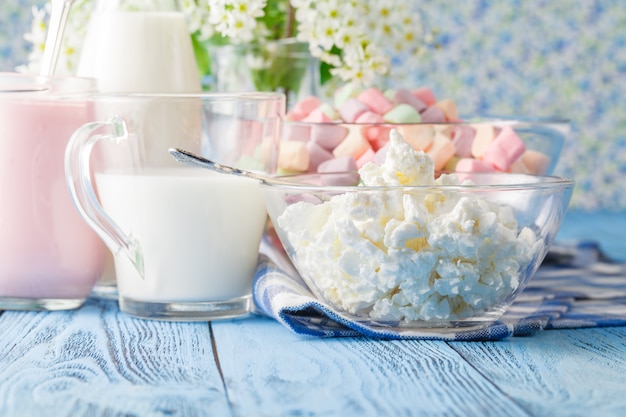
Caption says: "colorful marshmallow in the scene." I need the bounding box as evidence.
[278,140,309,172]
[280,85,554,178]
[435,98,459,122]
[356,148,376,168]
[311,124,348,150]
[334,83,361,109]
[307,141,334,172]
[358,87,395,115]
[419,105,446,123]
[482,125,526,171]
[383,103,421,123]
[318,156,359,186]
[396,125,434,152]
[332,125,372,159]
[521,149,552,175]
[451,125,475,157]
[456,158,496,173]
[391,88,427,112]
[411,86,437,106]
[471,124,498,158]
[427,132,457,171]
[302,107,333,123]
[339,98,370,123]
[287,96,321,121]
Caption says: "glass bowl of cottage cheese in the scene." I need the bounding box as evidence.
[261,130,575,331]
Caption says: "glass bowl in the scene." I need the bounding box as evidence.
[280,117,568,177]
[261,171,575,332]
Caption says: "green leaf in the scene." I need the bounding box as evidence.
[320,61,333,85]
[191,33,211,76]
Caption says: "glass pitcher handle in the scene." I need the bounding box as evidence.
[64,116,145,278]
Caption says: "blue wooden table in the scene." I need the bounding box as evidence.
[1,210,625,417]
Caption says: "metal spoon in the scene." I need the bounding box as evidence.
[169,148,348,202]
[168,147,278,184]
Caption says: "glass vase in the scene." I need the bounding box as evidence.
[208,38,320,110]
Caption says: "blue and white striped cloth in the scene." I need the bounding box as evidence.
[252,237,626,341]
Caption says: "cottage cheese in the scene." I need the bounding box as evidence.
[277,130,542,322]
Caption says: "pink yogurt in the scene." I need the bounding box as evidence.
[0,74,106,304]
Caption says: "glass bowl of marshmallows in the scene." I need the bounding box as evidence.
[280,86,568,178]
[262,129,574,331]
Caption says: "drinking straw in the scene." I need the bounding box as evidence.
[40,0,76,76]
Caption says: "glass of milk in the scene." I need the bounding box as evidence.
[76,1,203,299]
[65,92,285,321]
[0,72,107,310]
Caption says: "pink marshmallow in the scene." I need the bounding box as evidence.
[286,111,306,122]
[411,86,437,106]
[338,98,370,123]
[373,144,389,165]
[366,126,392,151]
[318,156,359,186]
[470,124,498,158]
[427,132,457,171]
[289,96,321,120]
[278,140,310,172]
[455,158,495,173]
[356,111,386,145]
[311,124,348,150]
[302,107,333,123]
[356,148,376,168]
[332,126,372,159]
[482,126,526,171]
[283,123,311,142]
[357,87,395,115]
[318,155,358,173]
[355,110,385,124]
[391,88,427,112]
[451,125,476,157]
[419,106,446,123]
[307,141,334,172]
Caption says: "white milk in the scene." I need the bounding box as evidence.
[77,10,201,295]
[95,168,268,302]
[77,11,201,93]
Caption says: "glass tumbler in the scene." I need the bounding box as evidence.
[0,72,106,310]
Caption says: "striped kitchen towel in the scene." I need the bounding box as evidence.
[252,237,626,341]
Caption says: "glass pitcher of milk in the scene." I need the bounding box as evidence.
[76,0,202,298]
[77,0,201,93]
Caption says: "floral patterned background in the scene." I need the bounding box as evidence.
[1,0,625,211]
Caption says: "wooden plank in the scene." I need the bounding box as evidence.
[0,299,230,417]
[557,210,626,262]
[212,316,532,417]
[450,327,626,417]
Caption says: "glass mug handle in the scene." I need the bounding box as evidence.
[64,115,145,278]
